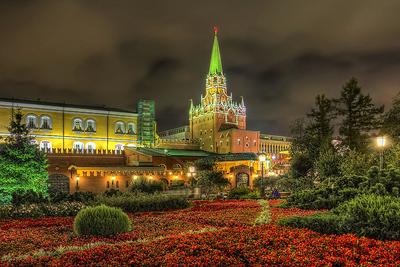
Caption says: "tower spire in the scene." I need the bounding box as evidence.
[208,26,223,75]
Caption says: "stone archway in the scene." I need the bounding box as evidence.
[48,173,70,194]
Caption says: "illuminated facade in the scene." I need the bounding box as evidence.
[0,98,156,152]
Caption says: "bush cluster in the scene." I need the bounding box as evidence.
[0,201,86,219]
[97,193,190,212]
[279,194,400,240]
[128,177,167,194]
[286,166,400,209]
[73,205,131,236]
[228,187,258,199]
[11,190,97,206]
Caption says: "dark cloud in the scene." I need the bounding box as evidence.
[1,0,400,135]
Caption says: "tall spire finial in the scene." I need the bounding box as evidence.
[208,26,223,75]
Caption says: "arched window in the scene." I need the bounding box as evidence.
[40,115,52,130]
[73,142,84,152]
[40,140,52,152]
[115,122,125,134]
[85,119,96,132]
[127,123,136,135]
[86,142,96,153]
[26,114,38,129]
[115,144,124,152]
[72,118,83,132]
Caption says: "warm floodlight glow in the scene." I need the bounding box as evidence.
[188,166,196,173]
[259,154,266,162]
[76,176,80,181]
[111,176,116,181]
[376,136,386,148]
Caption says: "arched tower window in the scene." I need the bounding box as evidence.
[86,142,96,153]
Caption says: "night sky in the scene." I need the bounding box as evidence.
[1,1,400,135]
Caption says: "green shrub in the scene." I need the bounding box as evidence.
[73,205,131,236]
[0,202,86,219]
[228,186,252,199]
[50,191,97,204]
[103,189,123,197]
[169,180,186,190]
[333,194,400,240]
[278,213,343,235]
[368,183,387,195]
[128,177,166,194]
[392,187,399,197]
[98,193,190,212]
[11,190,48,206]
[240,191,259,199]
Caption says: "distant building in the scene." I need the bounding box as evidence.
[0,98,156,152]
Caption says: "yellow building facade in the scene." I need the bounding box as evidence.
[0,98,155,152]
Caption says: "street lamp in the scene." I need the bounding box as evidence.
[259,154,266,198]
[376,136,386,171]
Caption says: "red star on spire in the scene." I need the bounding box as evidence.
[213,26,218,34]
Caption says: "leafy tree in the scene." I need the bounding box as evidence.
[0,110,48,204]
[315,145,342,180]
[192,158,229,196]
[334,78,384,151]
[382,92,400,141]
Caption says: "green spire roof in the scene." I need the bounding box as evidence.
[208,26,223,75]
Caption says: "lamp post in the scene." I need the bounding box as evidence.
[188,166,200,198]
[259,154,266,198]
[376,136,386,171]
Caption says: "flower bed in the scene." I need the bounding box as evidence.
[0,200,261,259]
[5,225,400,266]
[1,199,399,266]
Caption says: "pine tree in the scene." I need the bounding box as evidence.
[307,94,336,146]
[0,110,48,204]
[334,78,384,151]
[382,92,400,141]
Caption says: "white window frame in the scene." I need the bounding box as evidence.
[85,119,96,132]
[40,115,52,130]
[26,114,38,129]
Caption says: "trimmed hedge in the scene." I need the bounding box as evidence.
[73,205,131,236]
[97,193,190,212]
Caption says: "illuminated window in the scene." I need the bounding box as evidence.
[39,140,52,152]
[237,139,241,145]
[85,119,96,132]
[40,115,52,129]
[115,144,124,152]
[86,142,96,153]
[73,118,83,131]
[26,115,38,129]
[127,123,136,134]
[115,122,125,134]
[73,142,84,152]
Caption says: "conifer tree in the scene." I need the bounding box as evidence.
[0,109,48,203]
[382,92,400,141]
[334,78,384,151]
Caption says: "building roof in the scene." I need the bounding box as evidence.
[0,97,136,114]
[208,27,223,75]
[260,133,292,142]
[208,152,259,162]
[136,147,211,157]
